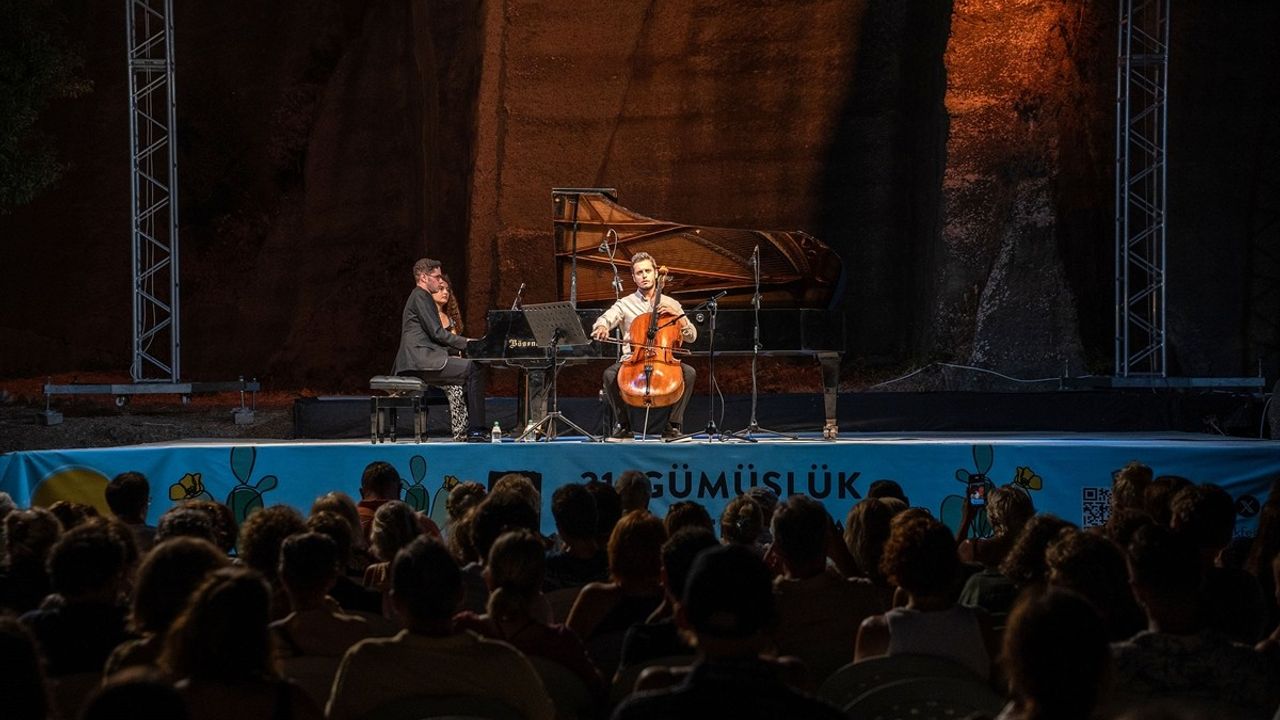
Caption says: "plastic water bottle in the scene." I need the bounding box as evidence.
[490,421,502,443]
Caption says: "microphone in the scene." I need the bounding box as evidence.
[599,228,618,253]
[510,282,526,311]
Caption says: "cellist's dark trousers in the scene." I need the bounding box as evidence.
[603,362,696,430]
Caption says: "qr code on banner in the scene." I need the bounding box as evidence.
[1081,487,1111,528]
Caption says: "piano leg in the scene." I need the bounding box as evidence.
[818,352,840,440]
[521,368,549,431]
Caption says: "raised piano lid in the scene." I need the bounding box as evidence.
[553,189,844,310]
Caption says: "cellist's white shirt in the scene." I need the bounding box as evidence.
[591,290,697,361]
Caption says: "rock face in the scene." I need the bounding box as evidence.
[1,1,1277,391]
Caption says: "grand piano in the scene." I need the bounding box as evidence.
[465,188,846,436]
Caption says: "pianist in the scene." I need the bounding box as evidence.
[590,252,697,440]
[392,258,488,442]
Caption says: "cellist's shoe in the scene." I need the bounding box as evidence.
[611,425,634,440]
[662,425,682,441]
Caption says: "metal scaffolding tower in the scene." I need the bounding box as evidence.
[1114,0,1169,378]
[41,0,256,420]
[127,0,181,383]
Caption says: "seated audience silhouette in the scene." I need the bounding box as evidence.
[544,483,609,591]
[998,588,1110,720]
[105,471,157,552]
[1170,483,1264,643]
[0,507,61,614]
[617,526,719,671]
[611,544,844,720]
[1045,528,1145,641]
[326,535,554,720]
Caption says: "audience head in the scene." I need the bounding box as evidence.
[279,532,341,603]
[987,486,1035,537]
[48,520,128,602]
[448,505,481,565]
[48,500,98,530]
[360,461,401,501]
[485,528,545,622]
[1046,528,1140,636]
[180,500,237,553]
[608,510,667,585]
[0,491,16,521]
[867,479,909,505]
[392,536,463,624]
[682,544,777,644]
[446,481,487,522]
[661,527,719,603]
[162,567,276,683]
[471,491,539,563]
[1127,523,1203,605]
[1143,475,1192,527]
[370,500,422,563]
[1000,513,1075,587]
[81,668,189,720]
[105,471,151,523]
[130,537,228,635]
[3,506,61,566]
[237,505,306,582]
[307,510,355,569]
[551,483,598,543]
[1003,588,1110,719]
[0,616,49,720]
[1169,483,1236,554]
[719,494,763,546]
[769,495,830,577]
[492,474,541,516]
[844,497,899,584]
[1105,507,1156,548]
[155,506,217,546]
[1111,462,1153,512]
[664,500,714,536]
[586,480,622,544]
[615,470,653,514]
[1246,501,1280,578]
[310,491,363,546]
[880,515,958,599]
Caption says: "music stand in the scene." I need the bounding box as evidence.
[516,301,600,441]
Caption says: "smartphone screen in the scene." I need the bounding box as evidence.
[968,481,986,505]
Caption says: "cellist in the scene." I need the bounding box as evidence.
[590,252,698,439]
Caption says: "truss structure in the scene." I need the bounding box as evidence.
[126,0,181,382]
[1114,0,1170,377]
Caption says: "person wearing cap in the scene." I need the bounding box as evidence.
[611,544,843,720]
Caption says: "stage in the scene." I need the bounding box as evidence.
[3,431,1278,539]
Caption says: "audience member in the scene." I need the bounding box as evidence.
[1246,496,1280,634]
[616,469,653,514]
[182,500,238,555]
[1105,506,1157,548]
[999,588,1110,720]
[770,495,886,683]
[568,511,667,644]
[47,500,99,530]
[444,480,487,528]
[271,532,374,706]
[1142,475,1193,527]
[105,471,156,552]
[237,505,307,619]
[612,544,843,720]
[0,507,61,613]
[1046,528,1145,641]
[545,483,608,591]
[1170,483,1264,643]
[455,528,604,696]
[962,513,1075,617]
[493,473,542,517]
[843,498,899,589]
[162,567,322,720]
[306,510,381,614]
[82,667,190,720]
[1112,462,1153,512]
[311,491,369,557]
[745,486,780,545]
[357,461,440,542]
[155,506,217,546]
[105,537,228,676]
[0,615,50,720]
[618,527,719,670]
[958,485,1034,568]
[1112,524,1279,714]
[466,490,541,613]
[719,494,764,549]
[326,536,554,720]
[664,500,714,536]
[448,504,482,565]
[21,521,133,676]
[586,479,623,546]
[867,479,909,505]
[855,515,996,679]
[363,500,422,615]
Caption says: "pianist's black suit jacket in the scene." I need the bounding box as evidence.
[392,287,468,374]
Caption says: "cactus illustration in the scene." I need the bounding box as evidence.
[224,447,278,523]
[429,474,464,531]
[402,455,430,512]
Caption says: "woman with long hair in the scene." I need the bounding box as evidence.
[162,567,322,720]
[428,274,469,441]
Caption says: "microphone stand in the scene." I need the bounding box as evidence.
[666,291,737,443]
[727,245,797,441]
[601,228,626,435]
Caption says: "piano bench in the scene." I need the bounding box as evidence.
[369,376,449,443]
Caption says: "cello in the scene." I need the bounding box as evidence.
[616,266,686,408]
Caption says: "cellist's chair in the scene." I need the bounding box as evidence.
[369,375,448,443]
